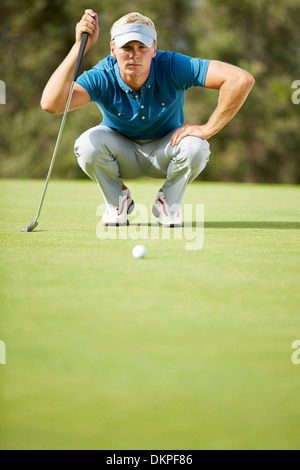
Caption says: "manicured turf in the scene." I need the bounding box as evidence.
[0,179,299,450]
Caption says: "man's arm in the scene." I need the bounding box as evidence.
[40,9,99,114]
[170,60,255,146]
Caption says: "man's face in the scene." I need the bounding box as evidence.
[111,41,157,83]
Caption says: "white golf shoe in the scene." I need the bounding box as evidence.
[152,191,183,227]
[102,188,135,226]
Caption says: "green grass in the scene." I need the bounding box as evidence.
[0,178,300,450]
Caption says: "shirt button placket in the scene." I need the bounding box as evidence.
[140,84,150,121]
[141,101,145,121]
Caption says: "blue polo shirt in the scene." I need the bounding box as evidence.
[76,50,210,140]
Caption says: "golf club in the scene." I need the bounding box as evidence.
[21,31,90,232]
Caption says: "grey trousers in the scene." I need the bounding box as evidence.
[74,125,210,207]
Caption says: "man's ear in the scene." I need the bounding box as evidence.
[152,42,157,58]
[110,42,117,58]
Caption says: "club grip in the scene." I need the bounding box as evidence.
[73,32,89,82]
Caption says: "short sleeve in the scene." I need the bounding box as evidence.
[76,68,105,102]
[170,52,210,90]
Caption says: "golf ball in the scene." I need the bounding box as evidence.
[132,245,147,259]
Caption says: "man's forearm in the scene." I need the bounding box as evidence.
[203,74,255,139]
[170,65,255,147]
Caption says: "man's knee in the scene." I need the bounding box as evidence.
[74,126,116,173]
[176,136,211,171]
[75,129,96,170]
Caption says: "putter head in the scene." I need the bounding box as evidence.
[21,221,38,232]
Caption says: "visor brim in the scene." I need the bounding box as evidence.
[114,33,155,48]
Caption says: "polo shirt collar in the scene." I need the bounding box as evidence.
[114,59,155,93]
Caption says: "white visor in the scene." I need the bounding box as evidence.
[111,23,157,48]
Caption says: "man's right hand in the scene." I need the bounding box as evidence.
[76,9,99,50]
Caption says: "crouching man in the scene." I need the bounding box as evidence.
[41,10,254,226]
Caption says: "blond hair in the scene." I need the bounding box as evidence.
[110,12,156,34]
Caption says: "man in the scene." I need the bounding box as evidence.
[41,9,254,227]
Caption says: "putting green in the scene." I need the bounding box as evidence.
[0,179,299,450]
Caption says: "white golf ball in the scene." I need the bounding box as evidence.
[132,245,147,259]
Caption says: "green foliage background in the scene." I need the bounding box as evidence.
[1,0,299,183]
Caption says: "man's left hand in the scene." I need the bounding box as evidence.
[170,124,210,147]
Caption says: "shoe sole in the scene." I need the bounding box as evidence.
[103,220,130,227]
[158,222,183,228]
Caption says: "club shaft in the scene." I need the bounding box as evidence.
[33,32,89,224]
[34,81,75,222]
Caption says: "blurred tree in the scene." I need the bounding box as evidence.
[0,0,299,183]
[186,0,300,183]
